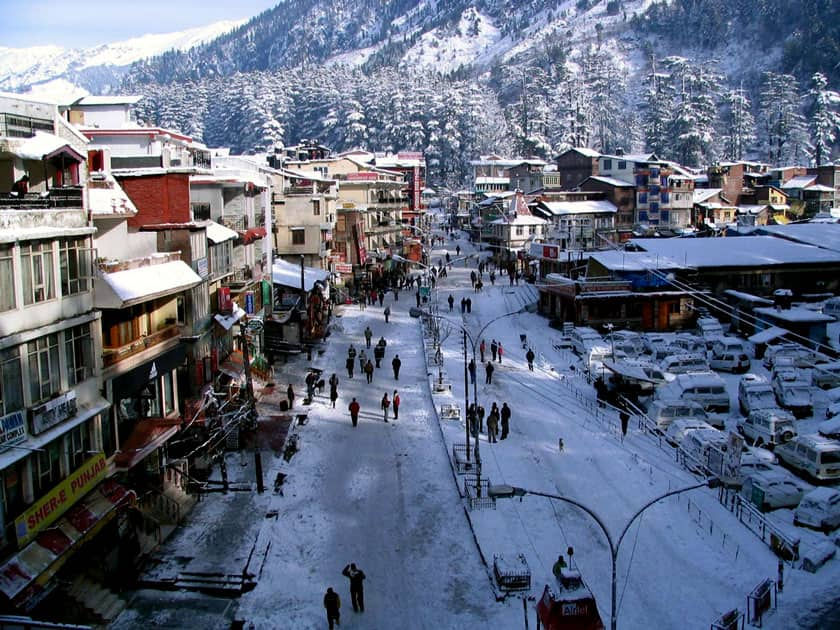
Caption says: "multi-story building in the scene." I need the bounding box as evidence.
[579,176,635,241]
[371,152,427,229]
[532,198,617,251]
[0,95,126,612]
[507,159,548,194]
[269,166,337,270]
[555,147,600,190]
[470,154,519,195]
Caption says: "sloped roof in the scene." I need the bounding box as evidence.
[540,200,617,215]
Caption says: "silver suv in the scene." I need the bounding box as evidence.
[737,409,797,449]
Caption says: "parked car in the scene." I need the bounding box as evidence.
[710,351,751,374]
[643,333,673,361]
[763,343,822,370]
[711,337,748,360]
[775,434,840,482]
[822,296,840,321]
[794,487,840,531]
[824,387,840,419]
[610,330,646,357]
[671,333,707,356]
[772,369,814,418]
[741,472,811,512]
[812,361,840,390]
[660,353,711,377]
[696,316,724,339]
[657,372,730,413]
[738,374,777,415]
[647,399,709,432]
[736,409,797,449]
[570,327,603,356]
[817,416,840,440]
[665,418,716,446]
[680,428,727,473]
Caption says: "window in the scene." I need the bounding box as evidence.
[0,348,23,415]
[59,238,91,296]
[515,226,524,236]
[312,200,321,216]
[638,192,647,204]
[529,226,536,235]
[210,242,232,277]
[65,323,92,386]
[649,167,660,178]
[68,423,91,470]
[28,334,60,404]
[35,442,61,494]
[618,161,627,170]
[292,229,306,245]
[21,241,54,305]
[602,159,612,170]
[191,203,211,221]
[191,282,209,322]
[190,231,207,260]
[0,245,14,312]
[162,371,175,415]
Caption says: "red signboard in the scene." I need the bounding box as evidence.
[346,172,378,181]
[542,245,559,259]
[218,287,232,313]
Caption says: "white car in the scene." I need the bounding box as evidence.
[794,487,840,532]
[736,409,797,449]
[665,418,716,447]
[772,369,813,418]
[741,472,811,512]
[818,416,840,440]
[738,374,777,415]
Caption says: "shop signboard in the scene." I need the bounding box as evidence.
[0,411,26,449]
[245,291,255,314]
[15,453,108,546]
[30,391,77,435]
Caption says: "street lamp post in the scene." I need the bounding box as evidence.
[492,479,721,630]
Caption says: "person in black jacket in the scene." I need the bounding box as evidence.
[500,402,511,439]
[392,354,401,380]
[342,563,366,612]
[323,587,341,628]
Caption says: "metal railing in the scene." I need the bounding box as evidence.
[102,324,180,367]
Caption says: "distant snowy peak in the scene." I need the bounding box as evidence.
[0,19,245,93]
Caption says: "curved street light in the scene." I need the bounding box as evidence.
[491,478,722,630]
[427,305,533,490]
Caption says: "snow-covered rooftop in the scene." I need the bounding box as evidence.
[757,224,840,254]
[73,95,143,106]
[585,175,634,188]
[540,200,617,215]
[631,235,840,267]
[94,259,201,309]
[781,176,817,190]
[590,250,688,271]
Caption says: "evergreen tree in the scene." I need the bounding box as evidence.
[718,87,756,161]
[806,72,840,166]
[758,72,808,165]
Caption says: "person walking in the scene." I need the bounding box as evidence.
[345,355,355,379]
[342,563,366,613]
[364,359,374,384]
[526,348,535,371]
[384,305,391,323]
[448,294,454,312]
[392,390,400,420]
[500,402,511,440]
[323,587,341,629]
[470,270,477,289]
[286,383,295,409]
[305,371,317,402]
[460,297,466,314]
[392,355,401,380]
[364,326,373,348]
[497,342,503,363]
[489,270,495,285]
[477,404,485,433]
[378,290,385,307]
[485,361,494,384]
[456,244,461,257]
[468,358,476,385]
[329,373,339,408]
[373,340,385,368]
[348,344,357,362]
[415,290,421,308]
[490,340,498,362]
[348,398,360,427]
[479,339,486,363]
[359,350,367,372]
[381,392,391,422]
[486,407,499,443]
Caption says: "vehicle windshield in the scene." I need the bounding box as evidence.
[821,450,840,465]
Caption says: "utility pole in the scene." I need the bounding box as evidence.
[240,322,264,493]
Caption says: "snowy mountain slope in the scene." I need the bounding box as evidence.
[0,19,246,97]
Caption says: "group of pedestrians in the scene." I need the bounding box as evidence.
[324,562,368,628]
[467,401,511,443]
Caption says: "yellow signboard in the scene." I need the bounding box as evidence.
[15,453,108,546]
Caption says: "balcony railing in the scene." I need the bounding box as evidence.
[102,324,180,368]
[221,215,246,231]
[284,186,313,195]
[0,187,83,209]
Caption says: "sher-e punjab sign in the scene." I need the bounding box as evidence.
[15,453,108,546]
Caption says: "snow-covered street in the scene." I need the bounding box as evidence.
[113,224,840,629]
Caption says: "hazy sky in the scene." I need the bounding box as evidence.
[0,0,279,48]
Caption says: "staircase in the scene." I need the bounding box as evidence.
[65,575,127,626]
[137,570,257,596]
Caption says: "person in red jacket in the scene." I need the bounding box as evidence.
[348,398,360,427]
[392,390,400,420]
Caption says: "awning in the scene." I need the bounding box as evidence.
[272,258,330,292]
[213,303,246,331]
[0,479,135,608]
[748,326,791,344]
[218,350,245,380]
[94,260,202,309]
[205,220,238,244]
[113,417,181,471]
[240,227,267,244]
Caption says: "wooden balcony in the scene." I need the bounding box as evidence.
[102,324,180,368]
